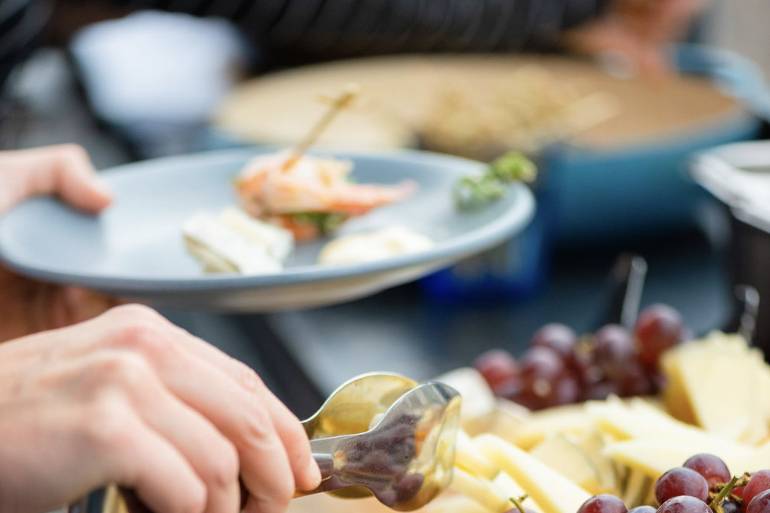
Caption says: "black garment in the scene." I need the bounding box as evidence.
[116,0,609,66]
[0,0,609,87]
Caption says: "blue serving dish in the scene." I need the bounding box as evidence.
[421,45,768,302]
[551,44,766,245]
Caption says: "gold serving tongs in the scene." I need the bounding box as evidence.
[70,373,461,513]
[301,373,461,510]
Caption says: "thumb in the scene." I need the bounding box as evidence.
[45,145,113,213]
[0,145,112,214]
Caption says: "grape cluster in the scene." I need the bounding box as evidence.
[576,454,770,513]
[474,304,685,410]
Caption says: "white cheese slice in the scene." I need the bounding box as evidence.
[531,434,602,494]
[492,472,545,513]
[512,403,595,449]
[183,209,292,274]
[449,467,512,513]
[455,430,498,479]
[434,367,498,435]
[475,434,591,513]
[604,439,755,479]
[219,207,293,260]
[319,226,433,266]
[662,332,770,443]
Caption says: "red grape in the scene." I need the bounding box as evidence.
[475,349,519,389]
[508,386,545,410]
[572,343,598,377]
[745,471,770,508]
[616,361,653,397]
[650,371,667,393]
[629,507,656,513]
[657,496,712,513]
[635,304,684,366]
[520,346,566,383]
[552,373,581,406]
[595,325,636,366]
[733,486,746,500]
[655,467,709,504]
[748,490,770,513]
[577,494,628,513]
[509,373,579,410]
[722,501,741,513]
[532,323,578,359]
[583,380,619,401]
[511,347,567,409]
[682,454,731,488]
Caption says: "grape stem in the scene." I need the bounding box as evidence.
[509,494,529,513]
[710,476,740,512]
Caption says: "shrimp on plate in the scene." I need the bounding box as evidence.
[235,152,416,240]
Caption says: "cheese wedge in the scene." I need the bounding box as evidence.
[661,352,697,424]
[621,469,651,508]
[435,368,498,435]
[531,434,602,494]
[663,334,754,441]
[510,403,595,449]
[660,332,770,444]
[475,434,591,513]
[449,467,511,513]
[588,399,751,452]
[487,399,530,442]
[455,431,498,479]
[492,472,544,513]
[183,208,293,274]
[604,439,754,479]
[577,430,619,494]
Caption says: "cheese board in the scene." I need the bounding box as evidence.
[288,329,770,513]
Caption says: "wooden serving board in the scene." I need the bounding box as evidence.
[289,495,422,513]
[216,54,742,152]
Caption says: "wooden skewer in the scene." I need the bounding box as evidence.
[281,83,361,172]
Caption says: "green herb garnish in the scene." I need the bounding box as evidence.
[290,212,349,235]
[454,151,537,210]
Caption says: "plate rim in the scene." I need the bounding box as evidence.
[0,147,535,293]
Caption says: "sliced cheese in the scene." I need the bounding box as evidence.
[319,226,433,266]
[588,399,751,452]
[510,403,594,449]
[456,431,498,479]
[219,207,293,260]
[622,469,651,508]
[667,334,753,440]
[487,399,530,444]
[531,434,602,494]
[577,430,619,494]
[434,368,498,435]
[660,332,770,444]
[182,208,292,274]
[492,472,544,513]
[449,467,511,513]
[475,434,591,513]
[604,439,754,479]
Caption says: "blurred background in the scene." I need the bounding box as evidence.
[2,0,770,417]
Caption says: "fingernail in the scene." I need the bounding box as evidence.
[313,454,334,480]
[307,454,326,488]
[92,178,113,201]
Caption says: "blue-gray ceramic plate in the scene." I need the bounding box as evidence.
[0,148,534,311]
